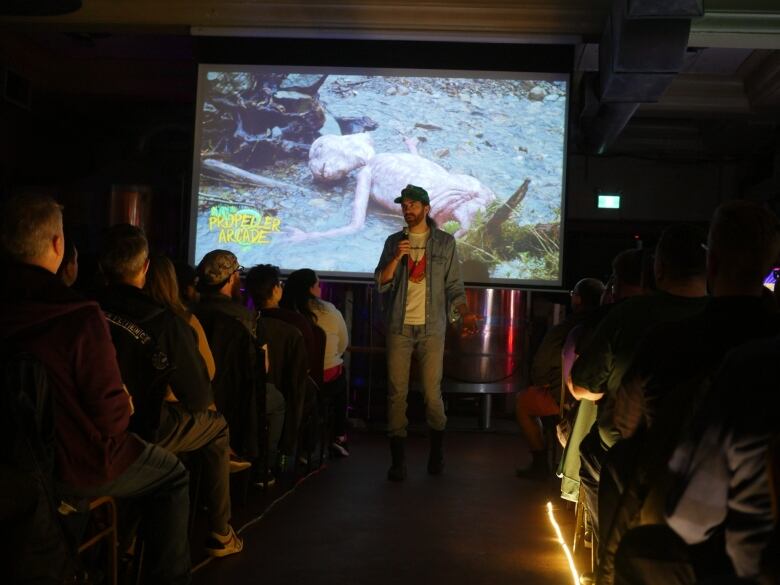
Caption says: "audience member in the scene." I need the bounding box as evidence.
[0,196,191,584]
[246,264,322,380]
[601,202,780,584]
[146,254,252,473]
[516,277,604,479]
[280,268,327,388]
[558,249,644,502]
[245,264,311,464]
[56,238,78,287]
[663,337,779,581]
[570,225,709,541]
[98,225,243,558]
[304,269,351,457]
[195,250,285,484]
[147,254,216,382]
[174,260,199,307]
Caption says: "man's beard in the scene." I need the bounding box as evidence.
[230,275,242,301]
[405,212,427,229]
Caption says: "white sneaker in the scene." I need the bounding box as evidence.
[205,525,243,558]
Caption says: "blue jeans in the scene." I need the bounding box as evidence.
[386,325,447,437]
[60,441,191,585]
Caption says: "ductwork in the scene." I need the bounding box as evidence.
[579,0,704,154]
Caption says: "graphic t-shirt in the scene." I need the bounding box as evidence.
[404,230,429,325]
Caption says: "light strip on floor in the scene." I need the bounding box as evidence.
[546,501,580,585]
[192,466,325,574]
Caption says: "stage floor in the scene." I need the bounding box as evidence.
[192,426,574,585]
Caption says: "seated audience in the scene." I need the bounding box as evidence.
[283,268,350,456]
[280,268,327,388]
[147,254,216,382]
[246,264,322,380]
[570,224,708,543]
[98,225,243,558]
[662,337,779,582]
[145,254,252,473]
[245,264,311,463]
[0,196,191,584]
[195,250,285,484]
[515,277,603,479]
[613,338,780,585]
[56,238,78,287]
[305,269,351,456]
[558,250,643,502]
[599,201,780,584]
[174,260,199,307]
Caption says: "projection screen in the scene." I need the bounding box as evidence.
[190,65,568,286]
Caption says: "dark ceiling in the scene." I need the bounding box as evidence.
[0,0,778,276]
[1,1,777,143]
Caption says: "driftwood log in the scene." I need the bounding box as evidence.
[483,178,531,248]
[201,158,319,197]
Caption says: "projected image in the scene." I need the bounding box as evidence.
[193,66,567,284]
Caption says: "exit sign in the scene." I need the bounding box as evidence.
[597,194,621,209]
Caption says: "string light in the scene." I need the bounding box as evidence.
[546,501,580,585]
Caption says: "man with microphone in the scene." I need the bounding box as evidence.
[375,184,478,481]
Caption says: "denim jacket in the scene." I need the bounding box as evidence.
[374,228,467,336]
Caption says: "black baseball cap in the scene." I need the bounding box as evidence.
[394,184,430,205]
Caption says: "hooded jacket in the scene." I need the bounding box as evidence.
[99,284,214,418]
[194,293,262,456]
[0,263,143,488]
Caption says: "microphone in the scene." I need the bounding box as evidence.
[400,227,409,260]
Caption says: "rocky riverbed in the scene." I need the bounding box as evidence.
[196,72,566,281]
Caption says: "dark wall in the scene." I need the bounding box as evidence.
[1,32,776,288]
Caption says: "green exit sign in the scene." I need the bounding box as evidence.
[597,194,621,209]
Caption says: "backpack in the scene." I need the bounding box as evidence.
[0,350,54,472]
[103,311,176,442]
[0,349,76,584]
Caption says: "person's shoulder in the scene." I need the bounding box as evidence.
[202,294,253,318]
[160,306,192,335]
[604,293,677,321]
[315,299,338,313]
[384,230,404,244]
[617,294,656,311]
[594,298,634,328]
[723,334,780,368]
[262,315,302,337]
[69,300,108,325]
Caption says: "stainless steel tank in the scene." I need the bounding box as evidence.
[444,287,526,383]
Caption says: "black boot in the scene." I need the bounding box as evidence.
[387,437,407,481]
[427,430,444,475]
[515,450,547,480]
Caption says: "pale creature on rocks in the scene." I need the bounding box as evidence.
[294,134,496,241]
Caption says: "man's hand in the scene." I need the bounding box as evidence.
[262,343,270,374]
[460,312,480,337]
[123,384,135,416]
[394,239,411,261]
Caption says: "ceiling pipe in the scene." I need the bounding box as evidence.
[580,0,703,154]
